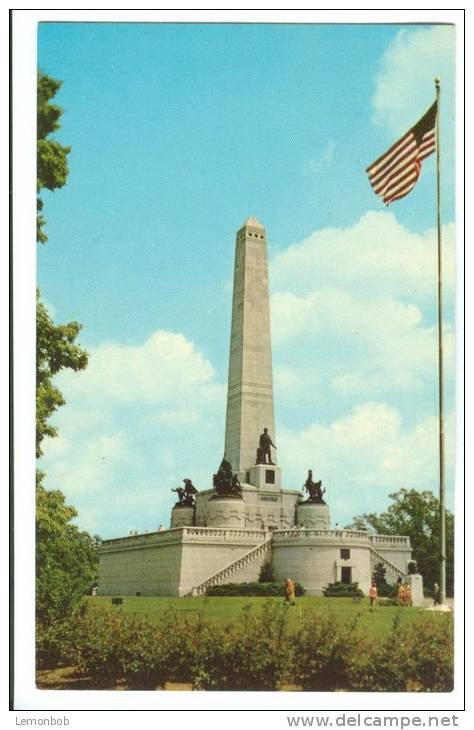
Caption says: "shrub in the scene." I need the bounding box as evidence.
[292,612,360,690]
[377,582,397,598]
[206,581,304,597]
[404,615,454,692]
[57,601,292,691]
[68,606,141,686]
[348,612,410,692]
[154,609,227,687]
[210,602,292,690]
[38,599,453,692]
[68,606,214,689]
[348,613,454,692]
[60,606,178,688]
[322,581,364,599]
[36,618,75,669]
[259,561,276,583]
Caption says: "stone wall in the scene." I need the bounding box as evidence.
[272,530,374,595]
[273,543,374,596]
[194,484,301,531]
[98,527,267,597]
[98,526,412,597]
[98,537,184,596]
[179,540,264,595]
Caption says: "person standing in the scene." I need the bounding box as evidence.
[284,577,295,605]
[369,582,378,611]
[398,581,406,607]
[433,582,441,605]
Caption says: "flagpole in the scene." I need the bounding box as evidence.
[435,77,446,605]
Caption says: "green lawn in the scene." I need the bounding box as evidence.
[89,595,429,640]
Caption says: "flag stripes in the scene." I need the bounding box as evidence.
[366,102,437,205]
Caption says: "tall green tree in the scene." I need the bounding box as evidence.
[37,73,70,244]
[36,71,88,456]
[36,73,97,627]
[36,485,101,625]
[36,293,87,458]
[346,489,454,595]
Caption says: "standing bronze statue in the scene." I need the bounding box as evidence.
[302,469,326,504]
[256,427,277,465]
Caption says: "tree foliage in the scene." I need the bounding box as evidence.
[35,73,95,632]
[346,489,454,595]
[37,73,71,243]
[36,72,88,457]
[372,562,387,585]
[36,484,100,625]
[36,293,88,457]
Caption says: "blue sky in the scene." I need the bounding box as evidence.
[37,22,456,538]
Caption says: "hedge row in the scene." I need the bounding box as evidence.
[37,602,453,692]
[206,581,305,597]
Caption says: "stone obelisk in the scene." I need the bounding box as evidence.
[224,217,276,475]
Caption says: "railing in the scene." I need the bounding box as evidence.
[101,527,183,549]
[101,525,411,553]
[273,528,370,542]
[369,534,411,548]
[369,547,406,581]
[101,525,268,551]
[192,536,273,596]
[182,526,267,540]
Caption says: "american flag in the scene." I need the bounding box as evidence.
[366,101,437,205]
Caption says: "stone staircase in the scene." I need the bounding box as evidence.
[191,536,273,596]
[369,546,405,583]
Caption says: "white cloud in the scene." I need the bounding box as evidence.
[57,330,219,406]
[278,404,455,524]
[269,211,455,420]
[268,207,456,522]
[271,210,455,304]
[372,26,455,135]
[40,330,226,537]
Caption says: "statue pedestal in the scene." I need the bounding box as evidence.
[296,502,331,529]
[404,573,424,607]
[206,496,245,528]
[248,464,282,490]
[171,504,195,528]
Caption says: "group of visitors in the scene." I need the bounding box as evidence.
[396,577,413,606]
[368,576,415,610]
[283,575,437,609]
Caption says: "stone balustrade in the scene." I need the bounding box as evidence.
[183,526,267,540]
[101,526,411,554]
[273,528,370,542]
[101,527,183,550]
[101,525,268,552]
[369,534,411,547]
[369,547,406,580]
